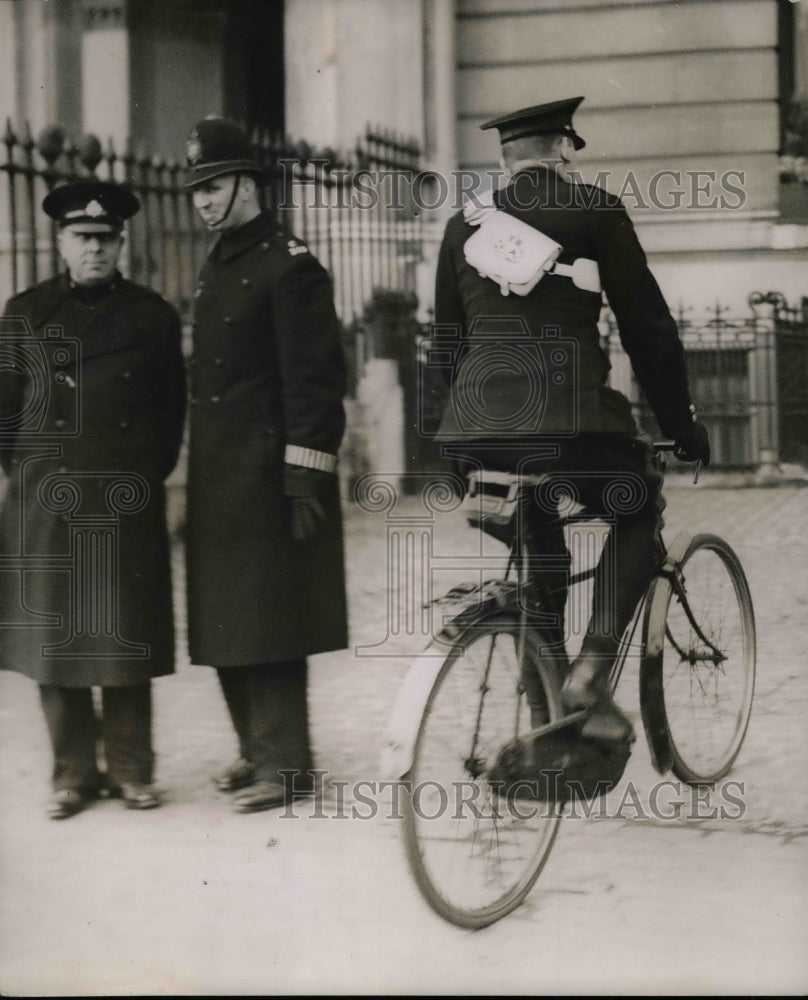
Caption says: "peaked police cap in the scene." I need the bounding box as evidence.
[42,180,140,232]
[481,96,586,150]
[184,116,264,187]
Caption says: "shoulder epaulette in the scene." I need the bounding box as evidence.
[272,227,310,257]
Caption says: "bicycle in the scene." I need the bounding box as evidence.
[381,443,756,929]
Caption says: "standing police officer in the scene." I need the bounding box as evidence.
[434,97,710,743]
[0,180,186,818]
[183,117,348,813]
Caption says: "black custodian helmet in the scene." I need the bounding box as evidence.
[184,116,265,188]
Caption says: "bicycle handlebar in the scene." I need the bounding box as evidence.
[652,440,702,484]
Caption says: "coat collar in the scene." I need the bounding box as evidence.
[23,273,73,328]
[496,165,575,210]
[19,272,149,357]
[503,164,562,191]
[24,271,129,328]
[213,210,278,262]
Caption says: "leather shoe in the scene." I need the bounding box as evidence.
[562,656,635,743]
[46,787,96,820]
[214,757,256,793]
[232,780,290,813]
[111,782,161,810]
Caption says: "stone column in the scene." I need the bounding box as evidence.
[417,0,458,322]
[79,0,130,149]
[748,292,781,480]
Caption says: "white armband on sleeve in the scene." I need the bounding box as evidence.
[284,444,338,473]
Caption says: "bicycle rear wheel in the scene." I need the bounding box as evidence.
[643,533,755,784]
[401,614,563,929]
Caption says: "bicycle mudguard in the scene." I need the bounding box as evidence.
[380,582,521,780]
[380,648,447,780]
[488,723,634,803]
[640,529,693,775]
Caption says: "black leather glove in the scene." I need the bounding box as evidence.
[290,495,326,543]
[673,420,711,467]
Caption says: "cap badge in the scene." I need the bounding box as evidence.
[85,200,105,217]
[186,132,202,165]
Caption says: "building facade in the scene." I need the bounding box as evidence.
[2,0,807,472]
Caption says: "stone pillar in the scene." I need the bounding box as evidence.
[2,0,83,131]
[357,359,405,490]
[748,293,781,480]
[285,0,426,151]
[79,0,130,149]
[417,0,458,322]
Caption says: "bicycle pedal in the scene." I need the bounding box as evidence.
[524,710,588,742]
[488,723,633,803]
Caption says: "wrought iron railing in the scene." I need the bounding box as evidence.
[602,295,808,471]
[0,119,425,334]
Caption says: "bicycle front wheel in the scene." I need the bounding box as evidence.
[643,533,756,784]
[401,614,563,929]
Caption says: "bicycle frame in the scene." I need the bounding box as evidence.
[381,446,699,782]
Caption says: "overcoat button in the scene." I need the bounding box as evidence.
[57,466,67,474]
[54,419,65,429]
[122,371,132,380]
[211,396,220,404]
[215,358,224,367]
[119,421,129,430]
[241,278,250,287]
[224,317,233,325]
[260,242,270,251]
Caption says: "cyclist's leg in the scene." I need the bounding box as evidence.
[522,504,571,704]
[557,435,663,739]
[453,442,570,726]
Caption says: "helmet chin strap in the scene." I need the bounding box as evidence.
[218,172,242,225]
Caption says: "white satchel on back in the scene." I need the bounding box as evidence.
[462,192,601,296]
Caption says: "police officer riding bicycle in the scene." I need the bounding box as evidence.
[433,96,710,745]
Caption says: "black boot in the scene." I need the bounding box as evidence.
[562,651,635,742]
[562,515,658,743]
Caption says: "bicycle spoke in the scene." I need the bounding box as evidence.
[402,618,562,927]
[650,535,755,784]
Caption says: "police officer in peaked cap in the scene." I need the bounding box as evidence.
[42,178,141,234]
[433,96,710,747]
[0,178,186,818]
[182,116,348,813]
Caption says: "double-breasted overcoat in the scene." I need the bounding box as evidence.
[185,211,348,667]
[0,273,186,686]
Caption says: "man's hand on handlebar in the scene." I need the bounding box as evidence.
[673,420,711,467]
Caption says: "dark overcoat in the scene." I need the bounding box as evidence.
[185,211,348,667]
[434,166,694,442]
[0,273,186,686]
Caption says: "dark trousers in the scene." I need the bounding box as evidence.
[451,434,665,662]
[39,683,153,792]
[216,658,313,786]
